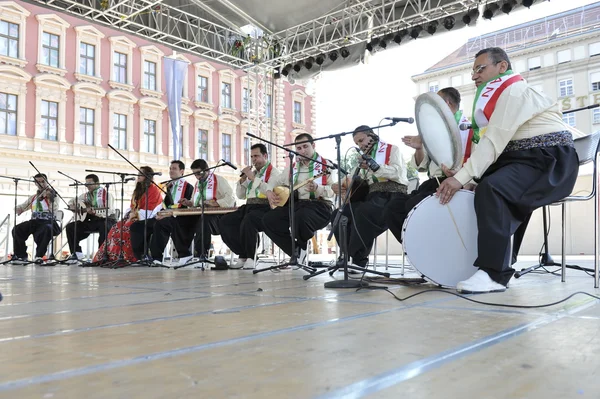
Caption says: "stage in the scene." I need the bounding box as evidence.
[0,256,598,398]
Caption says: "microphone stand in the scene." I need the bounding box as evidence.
[0,175,35,265]
[57,171,85,264]
[298,128,394,287]
[105,144,169,268]
[248,133,332,275]
[173,162,230,270]
[29,162,70,266]
[83,169,136,268]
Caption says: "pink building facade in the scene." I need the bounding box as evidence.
[0,1,316,183]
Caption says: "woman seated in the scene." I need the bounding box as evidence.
[93,166,163,263]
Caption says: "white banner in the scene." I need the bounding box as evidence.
[164,56,188,160]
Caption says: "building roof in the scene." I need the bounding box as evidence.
[422,2,600,74]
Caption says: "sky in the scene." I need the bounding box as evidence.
[312,0,600,164]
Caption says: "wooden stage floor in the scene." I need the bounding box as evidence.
[0,257,599,398]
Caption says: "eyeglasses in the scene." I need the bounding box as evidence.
[471,61,500,76]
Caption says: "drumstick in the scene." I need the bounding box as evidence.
[435,177,467,251]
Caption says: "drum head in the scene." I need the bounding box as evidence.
[401,190,478,288]
[414,92,463,170]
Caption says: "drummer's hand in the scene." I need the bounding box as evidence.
[401,135,422,150]
[441,164,457,177]
[436,177,463,205]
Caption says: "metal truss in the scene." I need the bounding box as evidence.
[27,0,255,68]
[26,0,533,70]
[261,0,489,68]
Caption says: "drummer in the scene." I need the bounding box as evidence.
[437,47,582,294]
[384,87,473,244]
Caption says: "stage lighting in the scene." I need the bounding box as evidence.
[293,62,302,72]
[340,47,350,58]
[393,32,402,44]
[273,67,281,79]
[366,42,374,52]
[427,21,438,35]
[315,54,325,65]
[304,57,314,69]
[329,51,338,61]
[462,8,480,25]
[399,29,409,38]
[483,3,500,20]
[443,16,455,30]
[282,64,292,77]
[502,0,517,14]
[410,26,422,39]
[522,0,534,8]
[379,38,387,49]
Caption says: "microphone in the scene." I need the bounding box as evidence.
[124,177,136,183]
[385,117,414,124]
[221,160,238,170]
[459,123,472,130]
[355,148,380,172]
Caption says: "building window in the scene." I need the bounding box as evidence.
[143,61,156,91]
[197,76,208,102]
[41,100,58,141]
[591,72,600,91]
[0,20,19,59]
[244,137,250,165]
[562,113,576,127]
[428,82,439,92]
[527,56,541,70]
[0,92,17,136]
[557,49,571,64]
[41,32,60,68]
[222,133,231,162]
[113,51,127,84]
[79,42,95,76]
[143,119,156,153]
[79,107,94,145]
[198,128,208,159]
[451,75,462,87]
[221,82,231,108]
[242,88,253,113]
[559,79,574,97]
[265,94,272,118]
[590,42,600,57]
[594,109,600,125]
[112,113,127,149]
[293,101,302,124]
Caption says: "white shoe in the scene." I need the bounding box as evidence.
[230,258,246,269]
[243,258,255,269]
[177,255,193,267]
[456,270,507,294]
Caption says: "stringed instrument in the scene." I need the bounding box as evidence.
[157,207,237,217]
[68,200,109,222]
[271,170,331,208]
[340,136,379,204]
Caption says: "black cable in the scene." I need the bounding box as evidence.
[359,287,600,309]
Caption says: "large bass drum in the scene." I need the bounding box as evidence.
[414,92,464,170]
[401,190,478,288]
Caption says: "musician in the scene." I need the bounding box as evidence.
[93,166,163,262]
[437,47,581,293]
[331,126,408,270]
[65,174,116,263]
[174,159,235,263]
[219,143,280,269]
[12,173,61,264]
[262,133,335,264]
[384,87,473,244]
[131,160,193,263]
